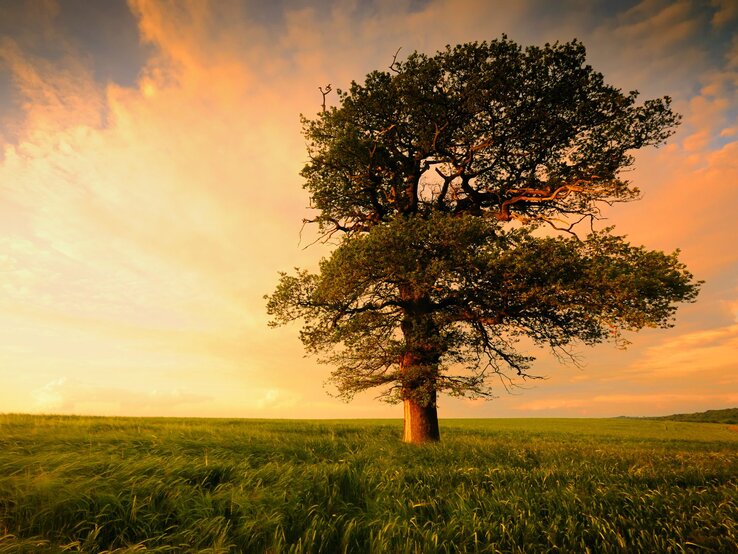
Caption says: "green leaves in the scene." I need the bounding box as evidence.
[301,37,680,234]
[267,213,700,401]
[270,37,697,406]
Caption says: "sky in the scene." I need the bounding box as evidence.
[0,0,736,420]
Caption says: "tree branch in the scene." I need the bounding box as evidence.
[319,84,332,112]
[389,47,402,73]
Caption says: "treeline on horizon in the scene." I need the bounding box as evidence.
[648,407,738,425]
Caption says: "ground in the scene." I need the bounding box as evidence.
[1,414,736,552]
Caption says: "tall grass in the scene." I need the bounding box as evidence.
[1,414,736,552]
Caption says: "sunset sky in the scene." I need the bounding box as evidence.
[1,0,736,419]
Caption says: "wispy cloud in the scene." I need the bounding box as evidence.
[516,391,738,415]
[31,377,211,415]
[0,0,735,418]
[619,324,738,384]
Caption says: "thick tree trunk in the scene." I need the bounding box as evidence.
[402,392,440,443]
[398,284,441,443]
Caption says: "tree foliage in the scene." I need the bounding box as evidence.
[267,37,700,408]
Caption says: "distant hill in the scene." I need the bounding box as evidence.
[653,408,738,424]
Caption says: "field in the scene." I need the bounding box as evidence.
[1,415,736,553]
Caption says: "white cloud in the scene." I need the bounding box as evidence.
[32,377,68,410]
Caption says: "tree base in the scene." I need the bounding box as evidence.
[402,398,440,443]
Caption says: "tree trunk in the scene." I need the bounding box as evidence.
[402,390,440,443]
[398,284,441,443]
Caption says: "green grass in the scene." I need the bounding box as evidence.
[1,414,736,553]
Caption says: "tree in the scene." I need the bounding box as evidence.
[266,38,701,443]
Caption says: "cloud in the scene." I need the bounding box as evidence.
[30,377,211,414]
[618,0,700,48]
[32,377,68,410]
[253,387,302,411]
[0,35,105,145]
[516,391,738,414]
[600,129,738,283]
[1,0,736,418]
[621,324,738,383]
[711,0,738,27]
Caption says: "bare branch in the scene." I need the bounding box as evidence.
[498,179,596,221]
[389,47,402,73]
[319,84,332,112]
[540,214,593,239]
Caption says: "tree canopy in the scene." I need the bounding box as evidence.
[267,37,700,442]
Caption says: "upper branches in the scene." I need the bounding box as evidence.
[300,37,679,236]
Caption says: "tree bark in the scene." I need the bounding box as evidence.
[398,284,441,443]
[402,391,440,443]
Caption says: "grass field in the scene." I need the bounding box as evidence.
[1,414,736,553]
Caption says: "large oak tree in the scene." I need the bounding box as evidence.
[267,38,700,443]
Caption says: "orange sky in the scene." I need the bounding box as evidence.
[0,0,736,418]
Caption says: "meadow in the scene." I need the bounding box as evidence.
[0,414,736,553]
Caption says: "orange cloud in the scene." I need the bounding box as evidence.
[615,325,738,384]
[0,0,735,418]
[516,392,738,414]
[711,0,738,27]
